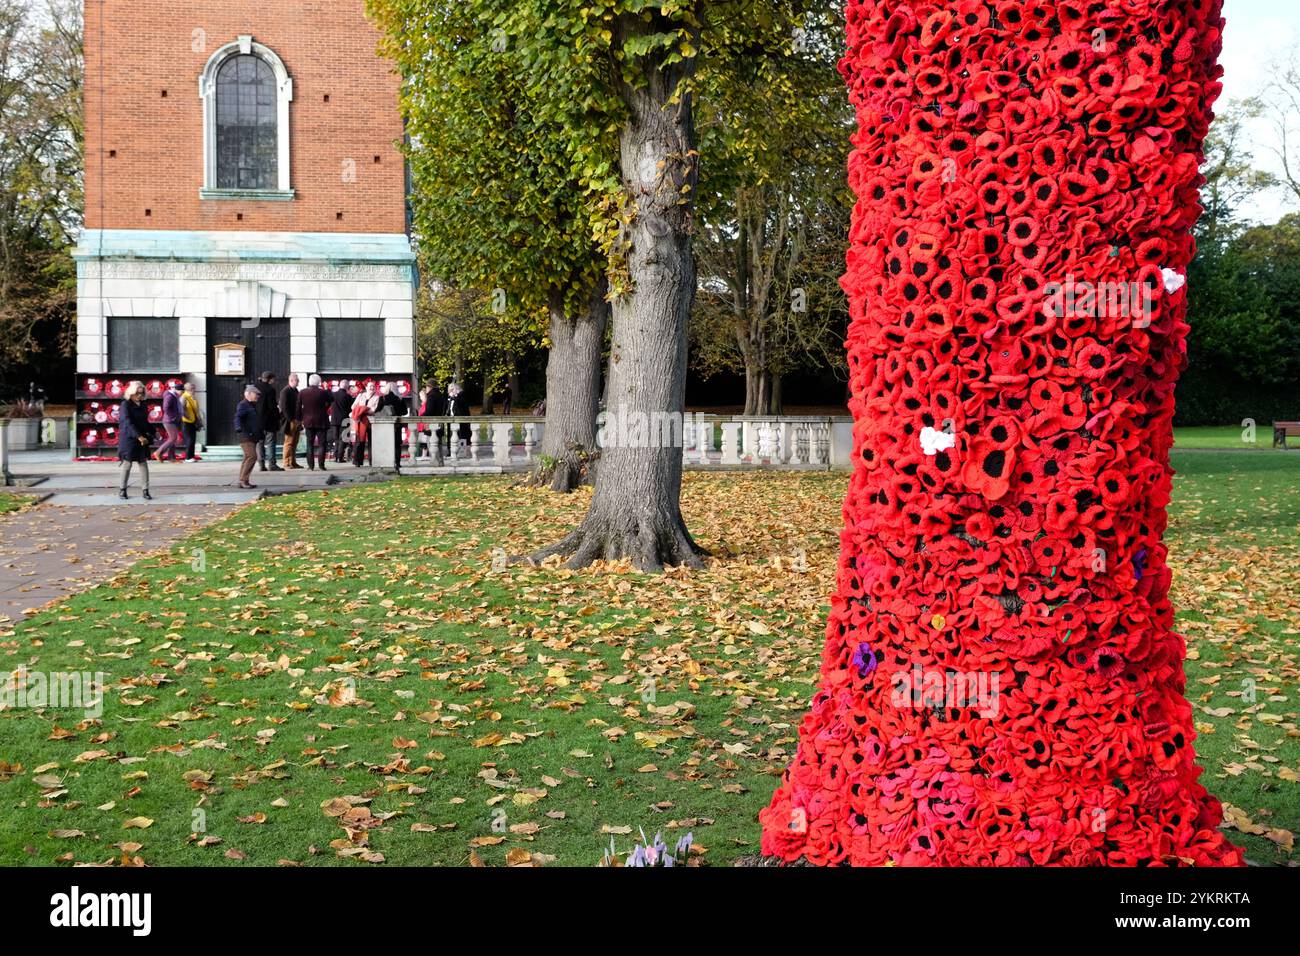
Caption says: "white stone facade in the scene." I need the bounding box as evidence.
[74,229,417,434]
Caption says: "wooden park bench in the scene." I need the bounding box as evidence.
[1273,422,1300,448]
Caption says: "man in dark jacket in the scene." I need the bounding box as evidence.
[299,374,331,471]
[329,381,353,463]
[234,384,264,489]
[254,372,282,471]
[377,383,408,463]
[379,383,408,417]
[279,373,302,470]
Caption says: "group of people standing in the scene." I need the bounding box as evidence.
[115,374,484,499]
[154,380,203,462]
[232,374,409,488]
[415,381,472,458]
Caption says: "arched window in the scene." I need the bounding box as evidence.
[216,55,277,189]
[200,36,293,199]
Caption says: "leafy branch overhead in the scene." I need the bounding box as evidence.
[370,1,843,301]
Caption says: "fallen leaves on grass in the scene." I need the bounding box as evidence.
[2,468,1295,866]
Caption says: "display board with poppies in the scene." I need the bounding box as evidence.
[760,0,1244,865]
[75,375,182,461]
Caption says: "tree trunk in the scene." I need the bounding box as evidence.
[601,342,613,411]
[745,366,784,416]
[743,360,761,416]
[506,351,520,413]
[532,282,607,492]
[531,24,704,570]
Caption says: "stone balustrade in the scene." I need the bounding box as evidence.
[370,414,854,472]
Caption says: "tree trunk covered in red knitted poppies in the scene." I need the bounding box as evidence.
[760,0,1243,866]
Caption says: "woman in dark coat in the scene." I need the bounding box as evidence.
[445,383,472,452]
[117,380,154,500]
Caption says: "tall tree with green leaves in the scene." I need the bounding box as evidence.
[691,1,850,414]
[415,281,542,408]
[505,0,707,570]
[368,0,613,491]
[371,1,832,568]
[515,2,836,569]
[1197,99,1275,251]
[1179,99,1292,425]
[0,0,81,395]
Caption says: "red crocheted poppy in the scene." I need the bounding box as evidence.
[1059,170,1098,203]
[1006,216,1040,247]
[1074,340,1114,379]
[1089,63,1122,100]
[963,436,1015,500]
[918,10,954,49]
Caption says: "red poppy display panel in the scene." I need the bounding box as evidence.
[760,0,1244,866]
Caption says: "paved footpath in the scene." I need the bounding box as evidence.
[0,449,391,627]
[0,502,235,625]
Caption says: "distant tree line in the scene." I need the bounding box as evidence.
[1182,93,1300,426]
[0,0,80,401]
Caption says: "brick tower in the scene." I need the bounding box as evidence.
[75,0,416,450]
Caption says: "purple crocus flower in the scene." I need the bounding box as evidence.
[1132,548,1148,581]
[852,641,877,678]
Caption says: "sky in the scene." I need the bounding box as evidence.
[1219,0,1300,223]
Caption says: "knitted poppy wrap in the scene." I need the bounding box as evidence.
[761,0,1244,866]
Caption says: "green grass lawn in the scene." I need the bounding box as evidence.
[1174,424,1296,449]
[1162,452,1300,861]
[0,493,31,515]
[0,456,1296,867]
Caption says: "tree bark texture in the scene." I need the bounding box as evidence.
[533,281,608,492]
[531,16,705,570]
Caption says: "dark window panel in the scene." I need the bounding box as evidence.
[108,318,180,373]
[318,319,385,373]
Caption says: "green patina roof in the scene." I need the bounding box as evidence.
[74,229,417,268]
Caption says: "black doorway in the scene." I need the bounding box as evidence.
[205,317,291,445]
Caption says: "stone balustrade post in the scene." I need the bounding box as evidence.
[778,421,794,464]
[0,420,11,485]
[406,418,419,464]
[741,419,757,463]
[523,423,540,464]
[447,419,460,464]
[815,419,831,466]
[469,421,482,462]
[492,422,511,465]
[720,421,741,465]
